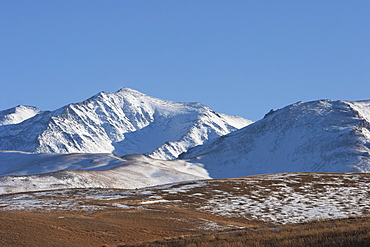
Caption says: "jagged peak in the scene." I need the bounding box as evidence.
[64,88,209,113]
[52,87,207,118]
[81,88,152,104]
[115,88,206,106]
[116,87,143,95]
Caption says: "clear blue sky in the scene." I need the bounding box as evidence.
[1,1,369,121]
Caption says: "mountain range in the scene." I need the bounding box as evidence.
[1,88,370,194]
[0,88,251,160]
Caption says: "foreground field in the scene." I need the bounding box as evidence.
[1,173,370,246]
[122,217,370,247]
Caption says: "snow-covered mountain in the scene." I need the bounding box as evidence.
[0,151,209,194]
[0,88,251,160]
[180,100,370,178]
[0,105,40,126]
[3,98,370,194]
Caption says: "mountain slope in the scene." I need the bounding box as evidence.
[180,100,370,178]
[0,151,209,194]
[0,88,251,159]
[0,151,126,176]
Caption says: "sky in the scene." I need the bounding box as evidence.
[0,1,369,121]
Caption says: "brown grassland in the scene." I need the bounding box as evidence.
[121,217,370,247]
[1,209,370,247]
[1,173,370,246]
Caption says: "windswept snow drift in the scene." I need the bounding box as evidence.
[181,100,370,178]
[0,152,209,194]
[0,88,251,160]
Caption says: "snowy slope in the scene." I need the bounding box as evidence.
[0,151,126,176]
[0,151,209,194]
[0,105,40,126]
[0,88,251,159]
[180,100,370,178]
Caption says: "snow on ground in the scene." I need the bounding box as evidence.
[0,151,126,175]
[0,173,369,225]
[0,153,210,194]
[196,174,370,224]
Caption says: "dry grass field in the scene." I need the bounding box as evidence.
[1,172,370,246]
[121,217,370,247]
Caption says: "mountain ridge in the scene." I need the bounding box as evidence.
[180,99,370,177]
[0,88,252,160]
[3,96,370,194]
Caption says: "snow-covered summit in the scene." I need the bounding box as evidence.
[0,88,252,159]
[180,99,370,178]
[0,105,40,126]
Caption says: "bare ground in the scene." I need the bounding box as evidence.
[0,205,261,247]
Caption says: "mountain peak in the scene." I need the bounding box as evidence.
[0,88,252,160]
[181,99,370,178]
[0,105,41,126]
[116,87,143,94]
